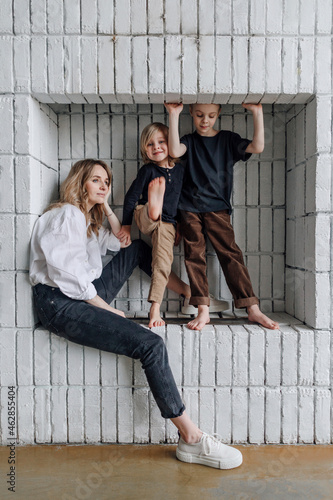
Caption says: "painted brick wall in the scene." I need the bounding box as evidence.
[1,319,331,445]
[286,99,332,328]
[55,102,286,314]
[1,1,331,104]
[0,0,332,444]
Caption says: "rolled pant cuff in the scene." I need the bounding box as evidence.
[189,297,210,306]
[235,296,259,309]
[148,295,163,305]
[162,404,186,420]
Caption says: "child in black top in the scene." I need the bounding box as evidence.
[118,122,191,327]
[165,102,279,331]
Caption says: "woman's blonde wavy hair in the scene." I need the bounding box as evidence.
[45,159,112,237]
[140,122,177,166]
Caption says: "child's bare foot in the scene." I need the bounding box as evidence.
[149,302,165,328]
[187,305,210,330]
[247,304,279,330]
[148,177,166,221]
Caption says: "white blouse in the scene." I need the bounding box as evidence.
[29,204,121,300]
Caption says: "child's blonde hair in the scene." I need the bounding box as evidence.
[140,122,176,166]
[189,103,221,113]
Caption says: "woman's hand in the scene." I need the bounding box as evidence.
[116,225,132,247]
[109,306,126,318]
[86,295,126,318]
[103,183,112,212]
[103,188,123,235]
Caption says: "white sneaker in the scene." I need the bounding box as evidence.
[176,433,243,469]
[181,295,229,315]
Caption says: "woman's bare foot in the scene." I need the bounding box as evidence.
[247,304,279,330]
[187,305,210,330]
[149,302,165,328]
[148,177,165,221]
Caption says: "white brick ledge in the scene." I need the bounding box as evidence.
[0,318,331,445]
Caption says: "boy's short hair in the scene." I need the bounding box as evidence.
[140,122,176,165]
[189,103,221,112]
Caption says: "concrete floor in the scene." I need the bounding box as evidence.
[0,444,332,499]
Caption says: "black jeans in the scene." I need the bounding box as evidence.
[33,239,185,419]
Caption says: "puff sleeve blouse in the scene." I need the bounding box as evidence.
[29,204,120,301]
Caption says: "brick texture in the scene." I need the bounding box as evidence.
[0,0,332,445]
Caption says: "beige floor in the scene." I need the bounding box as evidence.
[0,444,332,499]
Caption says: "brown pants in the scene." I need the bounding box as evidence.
[135,204,176,305]
[180,210,259,309]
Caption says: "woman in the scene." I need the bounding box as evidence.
[29,159,242,470]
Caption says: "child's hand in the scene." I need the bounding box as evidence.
[164,102,183,115]
[242,103,263,115]
[116,226,132,246]
[120,239,132,248]
[244,102,265,154]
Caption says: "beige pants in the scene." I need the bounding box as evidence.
[134,204,176,304]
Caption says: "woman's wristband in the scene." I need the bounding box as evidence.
[106,210,114,218]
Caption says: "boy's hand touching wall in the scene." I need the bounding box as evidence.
[164,102,183,116]
[164,102,187,158]
[242,103,265,154]
[242,102,262,114]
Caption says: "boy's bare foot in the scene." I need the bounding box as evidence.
[148,177,165,221]
[187,305,210,330]
[247,304,279,330]
[149,302,165,328]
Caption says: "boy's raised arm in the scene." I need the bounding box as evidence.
[164,103,187,158]
[242,103,265,154]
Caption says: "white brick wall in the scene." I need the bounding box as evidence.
[285,98,332,329]
[54,103,286,313]
[0,0,332,445]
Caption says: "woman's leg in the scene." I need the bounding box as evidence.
[94,239,152,303]
[171,411,202,442]
[33,285,243,469]
[97,238,191,306]
[33,283,184,419]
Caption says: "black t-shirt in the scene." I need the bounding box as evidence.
[122,162,185,226]
[179,130,251,213]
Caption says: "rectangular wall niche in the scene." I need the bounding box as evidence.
[52,100,315,325]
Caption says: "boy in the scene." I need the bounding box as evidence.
[165,102,279,331]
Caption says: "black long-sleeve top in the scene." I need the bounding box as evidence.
[122,162,185,226]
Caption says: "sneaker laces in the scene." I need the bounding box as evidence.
[201,433,223,456]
